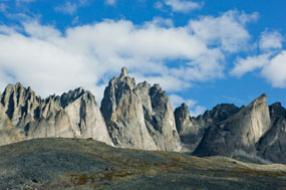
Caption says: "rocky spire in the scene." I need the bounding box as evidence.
[101,68,181,151]
[174,103,190,133]
[120,67,128,78]
[174,103,206,151]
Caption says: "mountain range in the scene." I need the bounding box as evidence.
[1,67,286,164]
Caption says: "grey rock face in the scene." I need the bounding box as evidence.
[256,103,286,163]
[101,67,181,151]
[0,84,112,146]
[174,103,240,152]
[194,94,271,157]
[0,83,41,127]
[174,103,203,151]
[195,103,240,128]
[0,104,25,145]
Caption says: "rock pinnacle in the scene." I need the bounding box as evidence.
[120,67,128,77]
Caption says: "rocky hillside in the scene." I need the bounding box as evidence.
[1,67,286,163]
[1,138,286,190]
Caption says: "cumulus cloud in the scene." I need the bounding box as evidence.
[231,54,270,77]
[189,11,258,52]
[261,51,286,87]
[162,0,203,13]
[0,11,254,104]
[232,51,286,87]
[55,0,89,15]
[259,31,283,50]
[55,2,78,15]
[231,29,286,88]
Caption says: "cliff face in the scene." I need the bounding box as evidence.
[194,94,271,157]
[174,103,241,152]
[174,103,203,151]
[100,68,157,150]
[101,68,181,151]
[256,103,286,163]
[0,84,112,146]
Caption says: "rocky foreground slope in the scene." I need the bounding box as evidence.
[1,138,286,190]
[1,67,286,164]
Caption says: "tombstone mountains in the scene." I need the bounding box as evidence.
[0,67,286,164]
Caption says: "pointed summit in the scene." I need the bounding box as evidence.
[101,67,181,151]
[252,93,267,104]
[120,67,128,77]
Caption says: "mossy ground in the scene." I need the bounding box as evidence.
[0,138,286,190]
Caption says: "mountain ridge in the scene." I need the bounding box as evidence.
[1,67,286,164]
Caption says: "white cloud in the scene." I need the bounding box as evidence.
[231,54,270,77]
[55,2,78,15]
[189,11,258,52]
[170,94,206,116]
[231,49,286,89]
[55,0,89,15]
[164,0,202,13]
[0,11,255,102]
[231,29,286,88]
[259,31,283,50]
[261,51,286,87]
[23,21,61,39]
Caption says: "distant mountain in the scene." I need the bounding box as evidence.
[1,67,286,163]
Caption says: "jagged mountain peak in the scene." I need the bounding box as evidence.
[2,82,39,99]
[0,82,42,124]
[0,82,112,146]
[175,103,189,115]
[120,67,129,78]
[59,87,95,107]
[174,103,190,133]
[196,103,240,126]
[108,68,136,94]
[249,93,268,108]
[194,93,271,157]
[101,68,181,151]
[150,83,165,96]
[269,102,286,119]
[1,68,286,164]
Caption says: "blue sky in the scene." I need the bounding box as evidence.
[0,0,286,115]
